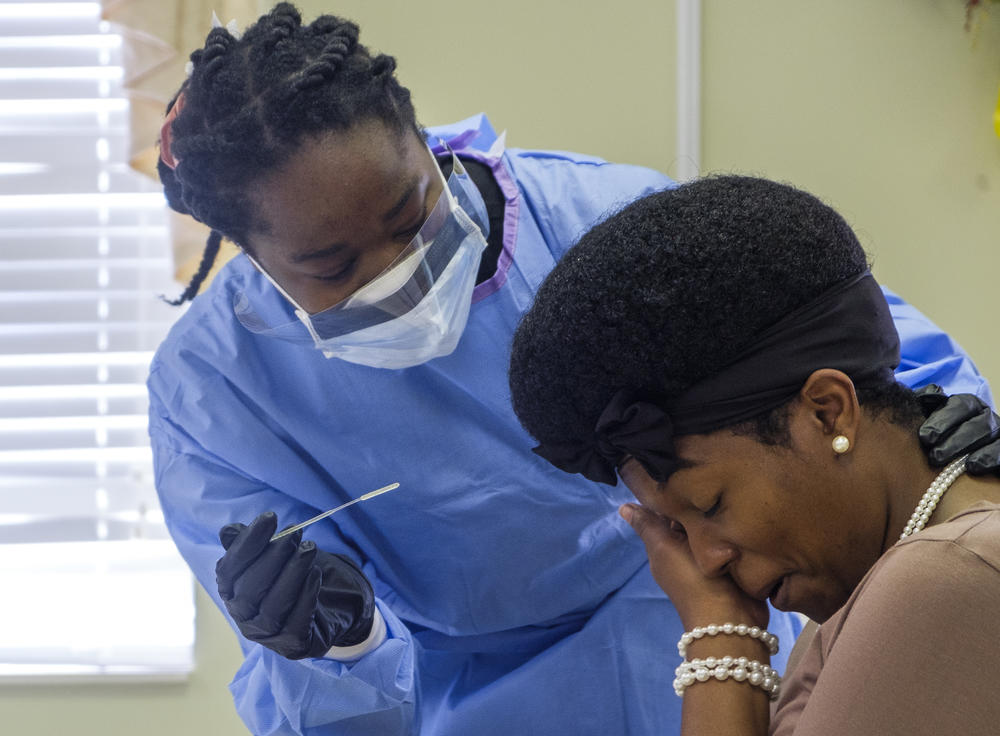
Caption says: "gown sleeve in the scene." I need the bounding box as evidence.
[147,384,417,736]
[883,286,993,404]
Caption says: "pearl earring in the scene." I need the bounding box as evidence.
[832,435,850,454]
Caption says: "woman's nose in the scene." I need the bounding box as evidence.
[688,529,737,578]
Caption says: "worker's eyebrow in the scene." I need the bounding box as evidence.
[380,176,419,224]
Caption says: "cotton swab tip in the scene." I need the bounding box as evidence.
[359,482,400,501]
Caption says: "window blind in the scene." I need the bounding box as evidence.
[0,0,194,680]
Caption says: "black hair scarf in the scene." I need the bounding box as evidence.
[532,271,900,485]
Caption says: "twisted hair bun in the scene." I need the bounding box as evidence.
[158,3,417,304]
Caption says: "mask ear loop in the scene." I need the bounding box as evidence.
[243,252,330,351]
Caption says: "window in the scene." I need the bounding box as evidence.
[0,1,193,680]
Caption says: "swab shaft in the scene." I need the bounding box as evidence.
[269,482,400,541]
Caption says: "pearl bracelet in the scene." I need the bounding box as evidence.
[673,656,781,699]
[677,622,779,658]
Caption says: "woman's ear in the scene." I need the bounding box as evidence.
[796,369,860,451]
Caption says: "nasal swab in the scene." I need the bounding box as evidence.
[269,482,401,541]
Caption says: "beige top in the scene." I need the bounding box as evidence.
[771,502,1000,736]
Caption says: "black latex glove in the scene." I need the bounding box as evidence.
[916,384,1000,475]
[216,511,376,660]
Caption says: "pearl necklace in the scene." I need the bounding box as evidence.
[899,455,969,540]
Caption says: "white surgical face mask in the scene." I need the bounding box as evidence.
[238,147,490,370]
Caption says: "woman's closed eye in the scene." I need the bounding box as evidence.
[700,495,722,519]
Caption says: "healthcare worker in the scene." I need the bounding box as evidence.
[149,5,993,735]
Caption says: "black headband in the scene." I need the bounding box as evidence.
[532,271,900,485]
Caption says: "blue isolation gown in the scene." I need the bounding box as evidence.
[147,115,992,736]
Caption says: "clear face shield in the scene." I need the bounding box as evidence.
[234,146,490,369]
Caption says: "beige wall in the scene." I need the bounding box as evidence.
[703,0,1000,390]
[8,2,997,734]
[299,0,678,173]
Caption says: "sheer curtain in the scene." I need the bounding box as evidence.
[0,0,193,679]
[99,0,253,285]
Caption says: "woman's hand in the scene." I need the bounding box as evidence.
[620,503,769,631]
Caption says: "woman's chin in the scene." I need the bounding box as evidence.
[773,577,845,624]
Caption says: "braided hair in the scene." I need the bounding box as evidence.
[158,3,418,304]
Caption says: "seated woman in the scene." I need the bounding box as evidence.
[508,176,1000,735]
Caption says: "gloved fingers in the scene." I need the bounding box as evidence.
[926,404,1000,465]
[914,384,947,415]
[219,522,246,551]
[226,530,304,620]
[216,512,280,601]
[253,541,319,634]
[919,394,991,447]
[218,511,279,551]
[281,566,324,659]
[967,438,1000,476]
